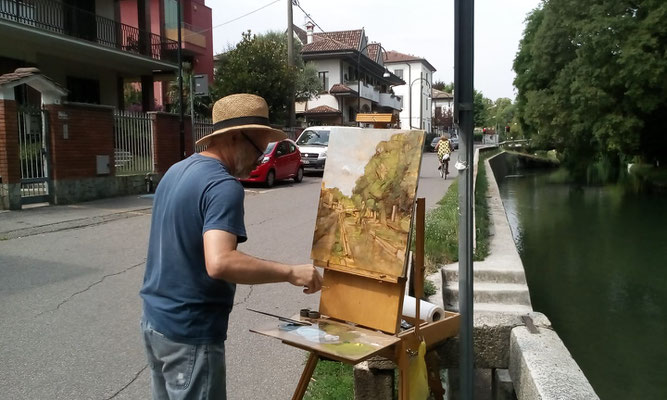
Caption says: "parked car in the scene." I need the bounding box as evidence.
[430,134,459,152]
[296,126,362,170]
[240,139,303,187]
[430,137,441,152]
[295,126,331,170]
[450,133,460,150]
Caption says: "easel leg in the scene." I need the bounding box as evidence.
[398,350,410,400]
[292,352,319,400]
[426,350,445,399]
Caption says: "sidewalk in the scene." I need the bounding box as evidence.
[0,194,154,240]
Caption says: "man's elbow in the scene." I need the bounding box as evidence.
[205,253,234,280]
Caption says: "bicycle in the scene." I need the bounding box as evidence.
[439,153,450,179]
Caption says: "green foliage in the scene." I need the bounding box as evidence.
[211,31,322,125]
[424,150,496,267]
[513,0,667,182]
[474,150,499,260]
[424,179,459,266]
[304,360,354,400]
[167,62,213,118]
[423,279,437,298]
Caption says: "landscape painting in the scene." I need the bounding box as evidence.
[310,128,425,279]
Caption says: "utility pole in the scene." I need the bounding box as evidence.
[455,0,474,398]
[287,0,296,130]
[177,0,185,159]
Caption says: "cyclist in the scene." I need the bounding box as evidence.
[436,134,453,176]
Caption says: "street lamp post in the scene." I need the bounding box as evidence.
[409,77,431,130]
[356,43,391,126]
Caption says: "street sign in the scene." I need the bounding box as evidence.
[194,74,208,96]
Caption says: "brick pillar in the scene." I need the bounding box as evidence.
[0,99,21,209]
[151,112,192,174]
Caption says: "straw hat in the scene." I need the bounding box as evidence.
[196,93,286,146]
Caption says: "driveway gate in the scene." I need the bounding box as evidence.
[17,104,50,204]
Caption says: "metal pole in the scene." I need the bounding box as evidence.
[419,78,423,130]
[357,51,362,126]
[177,0,185,159]
[190,74,195,144]
[287,0,296,129]
[455,0,474,398]
[407,63,412,129]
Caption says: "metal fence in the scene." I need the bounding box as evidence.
[17,104,50,203]
[193,118,213,153]
[113,110,153,175]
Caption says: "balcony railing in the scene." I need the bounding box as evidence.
[0,0,179,64]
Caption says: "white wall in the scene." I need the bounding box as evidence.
[307,59,341,92]
[388,61,433,132]
[307,94,339,110]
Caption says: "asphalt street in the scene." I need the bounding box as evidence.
[0,151,456,400]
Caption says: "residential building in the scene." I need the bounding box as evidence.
[384,50,436,133]
[0,0,213,111]
[294,23,404,126]
[120,0,214,110]
[432,88,453,134]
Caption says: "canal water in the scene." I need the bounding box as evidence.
[498,169,667,399]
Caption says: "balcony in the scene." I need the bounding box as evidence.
[346,81,380,103]
[0,0,178,65]
[165,22,207,51]
[379,93,402,110]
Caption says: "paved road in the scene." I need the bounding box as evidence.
[0,151,456,400]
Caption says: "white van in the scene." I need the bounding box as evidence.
[296,126,362,170]
[295,126,331,170]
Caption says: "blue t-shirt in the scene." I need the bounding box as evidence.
[140,153,247,344]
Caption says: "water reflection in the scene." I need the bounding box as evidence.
[499,169,667,399]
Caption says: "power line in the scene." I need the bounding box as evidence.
[185,0,281,38]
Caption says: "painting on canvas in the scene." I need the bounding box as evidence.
[310,128,425,279]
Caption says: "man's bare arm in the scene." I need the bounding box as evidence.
[203,229,322,294]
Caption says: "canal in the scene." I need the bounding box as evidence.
[498,167,667,399]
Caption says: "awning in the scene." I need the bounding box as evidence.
[355,113,395,123]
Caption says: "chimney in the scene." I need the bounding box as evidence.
[306,21,315,44]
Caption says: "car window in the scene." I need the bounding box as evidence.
[296,130,330,146]
[276,142,289,156]
[289,143,296,153]
[263,142,276,155]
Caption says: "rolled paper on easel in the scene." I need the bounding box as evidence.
[402,296,445,322]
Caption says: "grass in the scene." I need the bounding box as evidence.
[423,148,497,270]
[423,279,437,298]
[304,360,355,400]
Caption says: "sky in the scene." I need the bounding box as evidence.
[208,0,543,101]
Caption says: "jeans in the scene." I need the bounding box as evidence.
[141,319,227,400]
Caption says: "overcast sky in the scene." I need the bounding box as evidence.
[209,0,542,101]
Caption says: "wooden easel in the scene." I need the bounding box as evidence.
[252,198,460,399]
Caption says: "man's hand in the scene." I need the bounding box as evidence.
[288,264,323,294]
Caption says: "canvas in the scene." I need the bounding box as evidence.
[310,128,425,280]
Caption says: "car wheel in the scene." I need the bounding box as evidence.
[294,166,304,183]
[266,170,275,188]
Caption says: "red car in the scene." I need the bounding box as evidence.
[241,139,304,187]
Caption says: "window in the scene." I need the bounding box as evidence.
[394,69,403,79]
[318,71,329,91]
[66,76,100,104]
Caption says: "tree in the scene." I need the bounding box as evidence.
[211,31,321,125]
[473,90,492,128]
[167,62,213,119]
[514,0,667,179]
